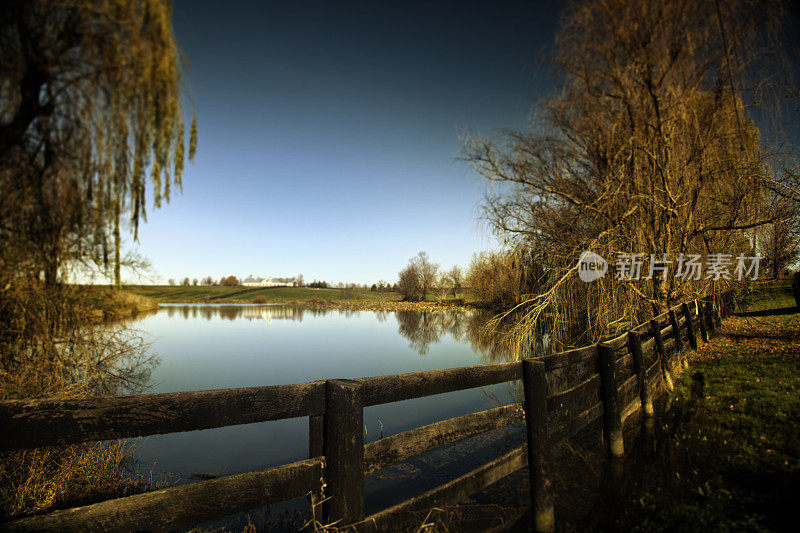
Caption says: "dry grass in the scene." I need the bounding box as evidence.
[77,286,159,323]
[0,281,159,520]
[0,442,160,520]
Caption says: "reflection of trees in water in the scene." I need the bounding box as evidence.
[466,309,552,363]
[162,305,387,323]
[396,311,444,356]
[160,305,553,363]
[86,326,159,396]
[10,324,160,399]
[395,309,552,361]
[163,305,309,322]
[465,310,513,362]
[219,308,239,321]
[443,310,465,342]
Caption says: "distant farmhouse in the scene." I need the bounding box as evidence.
[241,275,297,287]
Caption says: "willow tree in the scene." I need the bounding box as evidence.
[0,0,196,286]
[464,0,798,351]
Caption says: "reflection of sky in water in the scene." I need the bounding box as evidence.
[129,305,527,482]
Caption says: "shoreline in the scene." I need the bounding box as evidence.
[122,285,484,312]
[155,298,475,312]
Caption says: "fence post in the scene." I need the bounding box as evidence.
[309,381,325,459]
[794,272,800,309]
[309,414,323,457]
[720,291,732,317]
[668,309,683,353]
[705,300,715,335]
[696,299,709,343]
[681,303,698,351]
[650,319,673,390]
[323,379,364,527]
[308,411,325,516]
[597,343,624,458]
[523,359,554,533]
[627,331,653,417]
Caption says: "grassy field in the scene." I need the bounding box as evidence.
[124,284,404,303]
[123,285,477,307]
[585,283,800,531]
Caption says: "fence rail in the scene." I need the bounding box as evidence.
[0,293,735,532]
[0,382,325,450]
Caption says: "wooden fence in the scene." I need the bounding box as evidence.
[0,294,734,532]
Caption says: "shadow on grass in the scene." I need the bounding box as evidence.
[733,306,799,317]
[571,395,800,532]
[725,331,800,342]
[206,286,266,300]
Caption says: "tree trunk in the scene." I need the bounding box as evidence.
[113,191,121,290]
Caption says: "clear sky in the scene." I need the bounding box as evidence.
[131,1,562,285]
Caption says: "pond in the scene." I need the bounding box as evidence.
[126,303,540,522]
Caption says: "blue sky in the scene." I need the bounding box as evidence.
[131,1,562,285]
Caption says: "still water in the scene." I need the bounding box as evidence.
[128,304,523,490]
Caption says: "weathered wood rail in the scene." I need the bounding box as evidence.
[0,293,734,532]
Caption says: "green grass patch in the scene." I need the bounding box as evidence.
[735,279,796,313]
[123,285,477,305]
[593,285,800,531]
[123,285,402,303]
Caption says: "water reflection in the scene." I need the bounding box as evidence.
[397,308,552,361]
[465,310,552,363]
[160,304,375,323]
[77,325,159,396]
[132,303,543,498]
[396,311,441,355]
[159,304,551,362]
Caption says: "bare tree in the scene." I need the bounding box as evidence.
[448,265,463,297]
[415,252,439,300]
[397,252,439,301]
[397,262,423,301]
[762,220,800,278]
[464,0,798,350]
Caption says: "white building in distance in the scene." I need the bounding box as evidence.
[241,275,297,287]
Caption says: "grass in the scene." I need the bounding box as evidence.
[585,283,800,531]
[0,283,160,520]
[78,286,159,322]
[124,284,404,303]
[0,442,157,521]
[123,284,476,309]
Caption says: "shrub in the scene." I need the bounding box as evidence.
[466,250,541,308]
[0,281,158,517]
[397,263,423,301]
